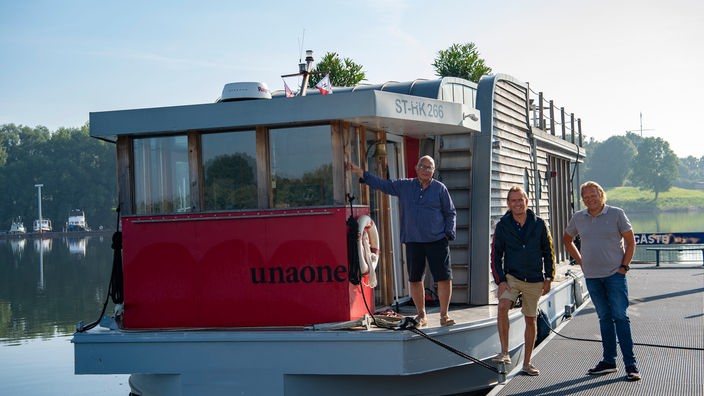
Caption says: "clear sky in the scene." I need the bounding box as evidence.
[1,0,702,157]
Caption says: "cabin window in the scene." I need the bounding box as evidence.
[201,131,257,210]
[133,135,190,214]
[269,125,333,208]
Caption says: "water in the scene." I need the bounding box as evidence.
[629,211,704,263]
[0,234,129,395]
[0,211,702,395]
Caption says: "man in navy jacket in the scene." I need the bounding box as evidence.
[491,186,555,376]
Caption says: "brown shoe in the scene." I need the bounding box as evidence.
[491,352,511,365]
[440,315,456,326]
[522,362,540,376]
[413,315,427,327]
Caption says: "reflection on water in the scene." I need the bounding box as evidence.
[33,237,52,253]
[0,235,113,342]
[0,233,128,395]
[67,237,87,256]
[9,238,25,257]
[629,210,704,233]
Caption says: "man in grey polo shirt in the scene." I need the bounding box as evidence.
[563,181,640,381]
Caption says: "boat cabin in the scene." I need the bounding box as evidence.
[89,74,584,329]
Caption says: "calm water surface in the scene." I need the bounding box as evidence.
[0,234,129,395]
[1,210,702,395]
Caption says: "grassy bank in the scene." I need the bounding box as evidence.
[605,186,704,212]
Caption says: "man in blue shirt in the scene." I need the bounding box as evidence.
[347,155,456,327]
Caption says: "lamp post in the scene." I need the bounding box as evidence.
[35,184,43,234]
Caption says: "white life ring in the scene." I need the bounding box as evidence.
[357,215,380,288]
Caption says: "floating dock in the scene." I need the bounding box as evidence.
[489,263,704,396]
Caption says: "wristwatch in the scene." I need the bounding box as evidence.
[621,265,630,272]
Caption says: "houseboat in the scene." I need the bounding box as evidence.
[73,57,588,395]
[32,218,52,233]
[66,209,90,232]
[8,217,26,234]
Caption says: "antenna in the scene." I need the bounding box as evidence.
[298,29,305,63]
[625,112,655,136]
[281,48,324,96]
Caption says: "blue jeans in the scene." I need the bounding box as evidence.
[585,273,637,367]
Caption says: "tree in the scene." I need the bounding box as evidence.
[676,155,704,189]
[432,42,492,83]
[630,137,679,200]
[584,135,636,188]
[308,52,366,87]
[0,123,116,230]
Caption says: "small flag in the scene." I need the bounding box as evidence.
[283,79,294,97]
[315,74,333,95]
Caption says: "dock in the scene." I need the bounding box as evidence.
[489,263,703,396]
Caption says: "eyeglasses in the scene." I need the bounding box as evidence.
[417,165,435,172]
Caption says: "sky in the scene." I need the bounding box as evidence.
[1,0,702,158]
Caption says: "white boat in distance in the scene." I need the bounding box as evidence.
[66,209,90,232]
[8,218,26,234]
[33,218,52,233]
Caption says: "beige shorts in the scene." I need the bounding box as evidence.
[500,274,544,317]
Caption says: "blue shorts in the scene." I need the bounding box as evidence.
[405,238,452,283]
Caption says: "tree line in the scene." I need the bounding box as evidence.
[0,123,117,232]
[582,132,703,200]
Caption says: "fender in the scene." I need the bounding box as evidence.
[357,215,380,288]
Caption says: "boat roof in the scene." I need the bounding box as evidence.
[89,79,481,142]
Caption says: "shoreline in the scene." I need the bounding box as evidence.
[0,229,114,239]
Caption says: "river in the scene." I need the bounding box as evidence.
[1,210,703,395]
[0,234,129,395]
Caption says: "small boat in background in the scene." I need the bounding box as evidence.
[33,218,52,233]
[9,218,26,234]
[66,209,90,232]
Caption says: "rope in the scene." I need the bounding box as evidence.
[76,205,123,332]
[366,312,499,374]
[403,322,499,373]
[541,307,704,351]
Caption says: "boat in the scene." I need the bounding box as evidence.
[73,53,589,395]
[8,218,26,234]
[66,209,90,232]
[33,218,52,233]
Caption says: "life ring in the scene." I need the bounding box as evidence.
[357,215,380,288]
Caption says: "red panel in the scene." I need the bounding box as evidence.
[121,207,374,328]
[404,136,420,178]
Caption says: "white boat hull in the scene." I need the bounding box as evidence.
[73,273,586,395]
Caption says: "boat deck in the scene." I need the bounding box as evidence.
[489,263,704,396]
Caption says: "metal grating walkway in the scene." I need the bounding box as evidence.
[489,264,704,396]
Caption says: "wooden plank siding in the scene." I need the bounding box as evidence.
[471,74,585,305]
